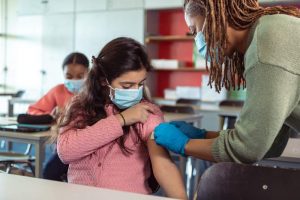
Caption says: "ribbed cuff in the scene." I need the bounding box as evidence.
[211,130,228,162]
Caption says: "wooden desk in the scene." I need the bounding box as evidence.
[0,173,175,200]
[0,118,52,178]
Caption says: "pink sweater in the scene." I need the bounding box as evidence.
[57,102,164,194]
[27,84,73,115]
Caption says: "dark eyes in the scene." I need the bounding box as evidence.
[66,74,84,79]
[122,82,144,89]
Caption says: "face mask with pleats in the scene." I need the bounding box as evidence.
[107,83,143,109]
[64,79,84,93]
[194,18,211,62]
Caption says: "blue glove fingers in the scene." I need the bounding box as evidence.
[170,121,207,139]
[169,121,187,128]
[154,123,189,156]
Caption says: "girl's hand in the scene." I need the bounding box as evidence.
[119,103,155,126]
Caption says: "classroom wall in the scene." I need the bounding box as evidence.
[1,0,298,100]
[0,0,5,76]
[0,0,146,99]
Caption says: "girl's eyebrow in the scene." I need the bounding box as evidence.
[120,78,147,84]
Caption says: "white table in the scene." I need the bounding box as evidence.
[164,112,202,126]
[154,98,242,130]
[0,118,52,178]
[0,173,176,200]
[154,98,242,117]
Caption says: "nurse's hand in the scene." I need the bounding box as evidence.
[154,123,189,156]
[170,121,207,139]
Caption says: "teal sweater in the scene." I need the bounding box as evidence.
[212,14,300,163]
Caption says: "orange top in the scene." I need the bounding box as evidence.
[27,84,74,115]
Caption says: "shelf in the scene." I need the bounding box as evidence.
[145,35,194,43]
[152,67,207,72]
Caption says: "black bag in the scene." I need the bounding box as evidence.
[17,114,54,125]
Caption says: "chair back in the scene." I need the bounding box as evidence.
[176,98,201,105]
[12,90,25,98]
[195,162,300,200]
[219,100,244,107]
[160,105,195,114]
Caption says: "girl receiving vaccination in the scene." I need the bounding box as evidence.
[57,37,187,199]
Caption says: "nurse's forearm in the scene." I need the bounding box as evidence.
[205,131,219,139]
[184,139,216,162]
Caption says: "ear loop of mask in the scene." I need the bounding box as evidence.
[105,79,115,100]
[201,18,206,33]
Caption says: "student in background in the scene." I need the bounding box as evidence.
[57,37,187,199]
[28,52,89,181]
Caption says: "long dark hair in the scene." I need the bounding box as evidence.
[184,0,300,92]
[57,37,153,155]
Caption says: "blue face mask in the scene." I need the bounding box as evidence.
[108,85,143,109]
[64,79,84,93]
[195,31,208,60]
[194,18,211,62]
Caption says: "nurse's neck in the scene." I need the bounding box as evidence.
[227,25,251,55]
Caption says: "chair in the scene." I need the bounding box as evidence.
[195,162,300,200]
[1,95,37,176]
[176,98,202,106]
[0,151,35,176]
[219,100,244,130]
[12,90,25,98]
[0,127,35,176]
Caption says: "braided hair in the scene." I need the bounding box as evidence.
[184,0,300,92]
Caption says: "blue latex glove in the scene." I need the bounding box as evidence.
[154,123,189,156]
[170,121,207,139]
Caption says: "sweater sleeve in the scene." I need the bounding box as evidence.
[140,103,165,142]
[57,115,124,164]
[212,63,300,163]
[27,86,59,115]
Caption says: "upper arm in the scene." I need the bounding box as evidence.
[147,137,172,166]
